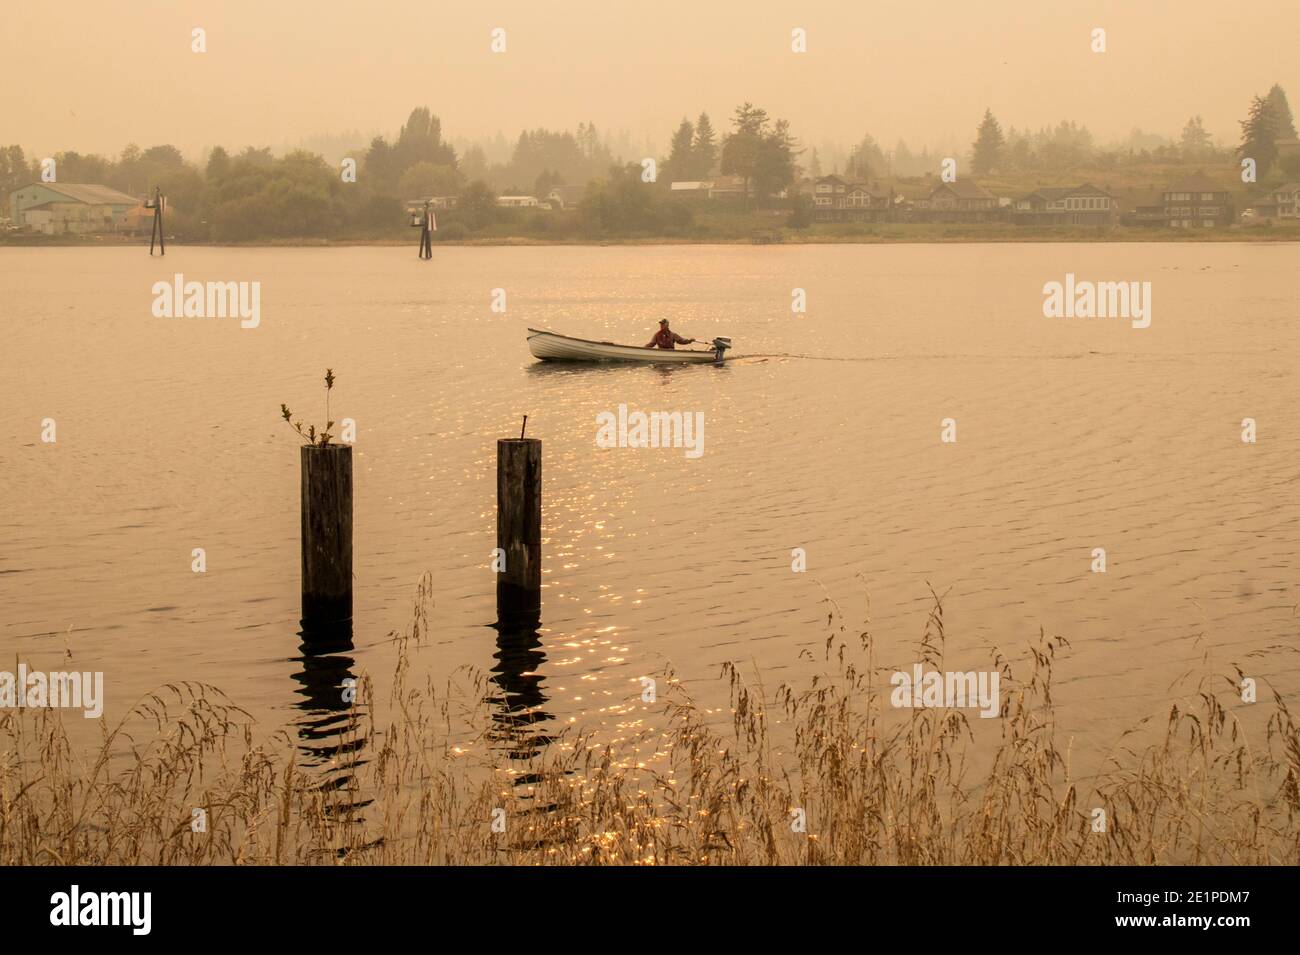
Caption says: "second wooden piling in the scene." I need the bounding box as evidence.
[417,201,433,259]
[148,186,165,256]
[301,443,353,630]
[496,437,541,616]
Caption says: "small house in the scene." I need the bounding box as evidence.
[1011,184,1117,227]
[924,180,998,222]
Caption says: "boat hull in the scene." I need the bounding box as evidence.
[527,328,724,363]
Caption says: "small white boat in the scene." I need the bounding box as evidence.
[527,328,732,364]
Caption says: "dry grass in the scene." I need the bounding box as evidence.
[3,580,1298,865]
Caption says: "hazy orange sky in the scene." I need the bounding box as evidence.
[2,0,1296,159]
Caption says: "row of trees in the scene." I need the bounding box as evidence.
[0,105,707,240]
[969,113,1215,176]
[964,85,1297,179]
[5,89,1296,241]
[657,103,800,202]
[362,107,460,198]
[1,133,416,241]
[662,113,718,181]
[455,123,618,199]
[809,124,1244,182]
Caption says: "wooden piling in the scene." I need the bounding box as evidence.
[496,437,541,617]
[418,202,433,259]
[148,187,165,256]
[301,444,353,629]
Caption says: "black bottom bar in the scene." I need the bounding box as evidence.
[0,866,1282,940]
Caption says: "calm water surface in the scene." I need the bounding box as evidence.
[3,243,1298,775]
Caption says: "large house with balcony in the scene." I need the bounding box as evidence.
[811,175,892,222]
[812,174,851,210]
[1161,173,1233,228]
[1011,183,1116,227]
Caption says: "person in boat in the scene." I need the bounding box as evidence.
[645,319,695,350]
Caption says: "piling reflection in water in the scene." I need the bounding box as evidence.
[291,622,370,810]
[489,598,569,836]
[487,605,554,763]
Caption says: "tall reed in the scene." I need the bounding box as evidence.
[3,581,1296,865]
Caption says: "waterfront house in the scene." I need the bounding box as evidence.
[1272,182,1300,218]
[8,182,141,234]
[812,174,852,213]
[887,181,931,222]
[846,183,891,221]
[666,177,748,201]
[924,180,998,222]
[1118,187,1167,227]
[1162,173,1233,228]
[1011,183,1116,227]
[1247,182,1300,220]
[812,175,892,222]
[404,195,458,216]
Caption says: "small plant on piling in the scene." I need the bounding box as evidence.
[281,369,337,446]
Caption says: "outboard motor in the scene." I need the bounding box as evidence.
[711,337,732,362]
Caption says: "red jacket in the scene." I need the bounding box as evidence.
[647,328,691,349]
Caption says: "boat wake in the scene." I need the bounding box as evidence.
[733,352,878,362]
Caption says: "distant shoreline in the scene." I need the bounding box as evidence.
[3,228,1299,249]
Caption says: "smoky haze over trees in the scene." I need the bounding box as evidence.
[2,84,1298,242]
